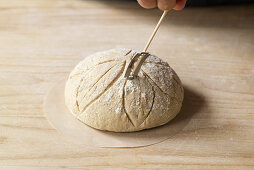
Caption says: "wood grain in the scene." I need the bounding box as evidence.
[0,0,254,169]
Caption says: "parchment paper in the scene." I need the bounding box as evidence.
[43,79,190,148]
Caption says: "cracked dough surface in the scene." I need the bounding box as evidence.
[65,49,184,132]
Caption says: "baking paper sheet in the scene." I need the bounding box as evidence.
[43,79,190,148]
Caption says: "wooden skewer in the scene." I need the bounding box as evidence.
[130,10,168,76]
[143,10,169,52]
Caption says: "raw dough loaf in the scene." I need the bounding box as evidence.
[65,49,184,132]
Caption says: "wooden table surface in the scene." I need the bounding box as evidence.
[0,0,254,169]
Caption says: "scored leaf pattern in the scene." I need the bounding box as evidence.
[69,50,183,128]
[77,61,126,115]
[123,72,155,127]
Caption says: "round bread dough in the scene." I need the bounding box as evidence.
[65,49,184,132]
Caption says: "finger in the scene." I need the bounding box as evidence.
[137,0,157,9]
[157,0,176,11]
[173,0,186,10]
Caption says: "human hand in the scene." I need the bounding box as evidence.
[137,0,186,11]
